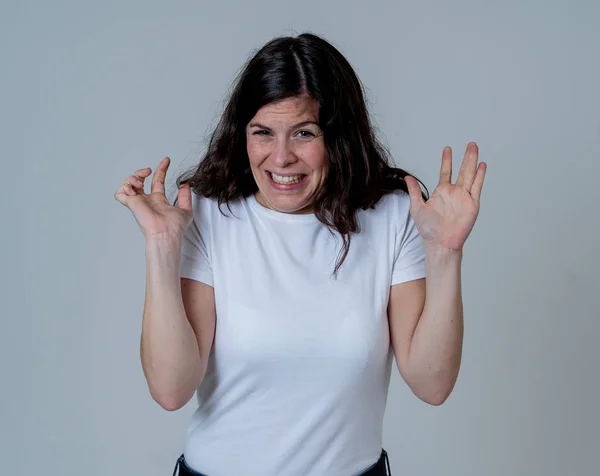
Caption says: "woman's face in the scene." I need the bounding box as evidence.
[246,95,327,214]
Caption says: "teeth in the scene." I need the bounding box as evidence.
[270,173,304,184]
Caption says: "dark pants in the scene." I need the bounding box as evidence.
[172,449,391,476]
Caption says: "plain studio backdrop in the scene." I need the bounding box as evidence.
[1,1,598,475]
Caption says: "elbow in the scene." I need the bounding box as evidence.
[142,364,204,412]
[413,379,457,406]
[401,362,459,406]
[149,388,193,412]
[404,369,456,406]
[418,389,451,406]
[156,397,188,412]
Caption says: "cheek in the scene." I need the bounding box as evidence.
[246,141,265,167]
[303,144,327,174]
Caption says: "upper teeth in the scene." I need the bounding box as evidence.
[271,173,304,184]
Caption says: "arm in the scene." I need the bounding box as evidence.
[115,157,216,412]
[388,246,463,406]
[392,142,486,405]
[141,234,216,411]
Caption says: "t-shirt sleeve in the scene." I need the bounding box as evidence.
[179,194,214,287]
[391,200,426,286]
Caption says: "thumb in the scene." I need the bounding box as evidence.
[177,183,192,211]
[404,175,424,213]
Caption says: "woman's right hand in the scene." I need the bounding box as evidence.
[114,157,193,239]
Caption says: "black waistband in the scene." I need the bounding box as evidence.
[173,449,391,476]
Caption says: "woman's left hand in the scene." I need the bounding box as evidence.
[404,142,487,252]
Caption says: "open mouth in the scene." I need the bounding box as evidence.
[267,171,308,186]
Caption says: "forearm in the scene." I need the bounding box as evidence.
[141,234,203,410]
[406,246,464,404]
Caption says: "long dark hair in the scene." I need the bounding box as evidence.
[176,33,428,274]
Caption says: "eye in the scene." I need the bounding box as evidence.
[297,130,315,138]
[253,129,271,136]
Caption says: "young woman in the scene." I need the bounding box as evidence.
[115,33,486,476]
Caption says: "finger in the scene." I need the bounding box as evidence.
[456,142,478,190]
[132,168,152,191]
[123,182,139,196]
[151,157,170,195]
[404,175,424,213]
[125,175,145,190]
[114,183,135,204]
[470,162,487,202]
[177,183,192,211]
[439,146,452,184]
[133,167,152,179]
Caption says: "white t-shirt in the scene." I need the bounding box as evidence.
[179,190,426,476]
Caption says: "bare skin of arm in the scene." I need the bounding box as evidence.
[115,157,216,411]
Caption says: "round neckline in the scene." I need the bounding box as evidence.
[247,194,319,223]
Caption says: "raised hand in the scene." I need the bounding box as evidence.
[114,157,193,239]
[404,142,487,251]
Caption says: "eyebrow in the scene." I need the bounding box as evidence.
[247,120,320,130]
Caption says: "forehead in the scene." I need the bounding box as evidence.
[251,96,319,123]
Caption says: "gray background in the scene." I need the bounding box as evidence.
[1,1,598,475]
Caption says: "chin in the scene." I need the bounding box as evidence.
[260,192,314,214]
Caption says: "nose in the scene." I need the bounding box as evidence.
[272,137,298,168]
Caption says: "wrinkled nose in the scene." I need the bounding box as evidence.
[272,138,298,168]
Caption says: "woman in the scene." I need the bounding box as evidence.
[114,33,486,476]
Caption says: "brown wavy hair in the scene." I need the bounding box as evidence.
[176,33,428,274]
